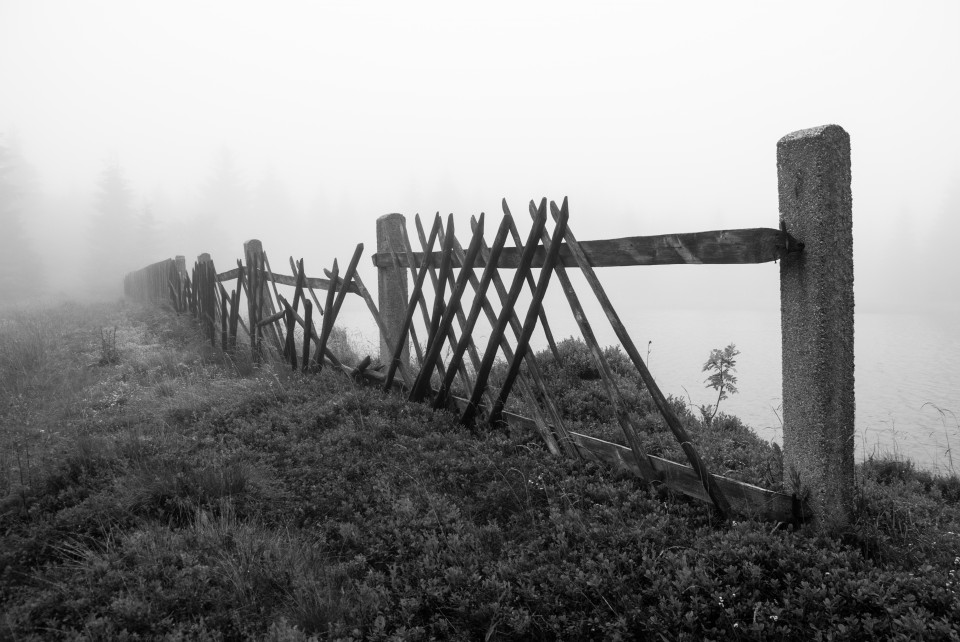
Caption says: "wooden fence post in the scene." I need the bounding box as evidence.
[777,124,855,529]
[376,214,409,368]
[174,256,187,312]
[244,239,267,360]
[197,254,215,346]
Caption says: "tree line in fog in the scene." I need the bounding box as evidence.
[0,135,302,301]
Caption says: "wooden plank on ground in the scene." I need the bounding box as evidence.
[567,432,803,523]
[352,364,804,523]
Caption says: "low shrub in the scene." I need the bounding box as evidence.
[2,303,959,640]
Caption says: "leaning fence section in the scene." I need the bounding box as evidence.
[368,197,809,523]
[369,125,854,528]
[126,204,805,524]
[125,124,854,529]
[124,237,379,383]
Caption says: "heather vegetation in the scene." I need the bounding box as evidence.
[2,300,959,640]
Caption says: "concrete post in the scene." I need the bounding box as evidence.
[376,214,409,367]
[777,124,855,529]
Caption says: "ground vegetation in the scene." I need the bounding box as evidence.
[1,301,958,640]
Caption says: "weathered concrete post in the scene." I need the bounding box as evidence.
[376,214,409,368]
[777,124,855,529]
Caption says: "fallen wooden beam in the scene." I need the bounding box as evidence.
[350,363,808,524]
[567,431,807,524]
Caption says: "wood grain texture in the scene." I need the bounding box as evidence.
[383,216,442,391]
[549,200,733,518]
[411,215,484,404]
[315,259,339,370]
[216,266,360,295]
[531,198,661,483]
[371,227,798,269]
[291,257,325,317]
[275,293,343,370]
[489,203,567,426]
[460,203,547,427]
[504,209,561,363]
[468,211,572,458]
[432,215,510,413]
[414,214,474,398]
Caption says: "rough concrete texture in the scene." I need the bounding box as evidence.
[376,214,410,367]
[777,125,855,529]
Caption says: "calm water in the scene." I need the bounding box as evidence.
[338,297,960,472]
[595,307,960,472]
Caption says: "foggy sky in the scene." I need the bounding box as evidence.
[1,0,958,312]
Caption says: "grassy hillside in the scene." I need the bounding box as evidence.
[1,300,959,640]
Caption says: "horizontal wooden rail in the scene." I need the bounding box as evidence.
[216,266,360,295]
[371,227,801,269]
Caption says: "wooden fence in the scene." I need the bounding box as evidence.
[124,125,854,529]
